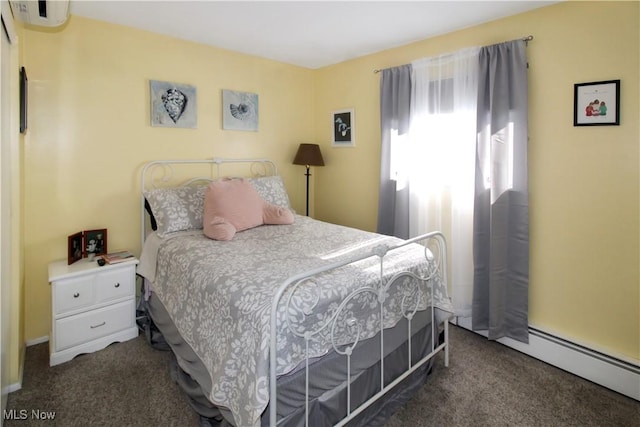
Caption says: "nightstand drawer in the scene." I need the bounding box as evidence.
[54,276,95,315]
[94,267,135,304]
[55,299,135,352]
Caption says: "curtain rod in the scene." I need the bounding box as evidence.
[373,35,534,74]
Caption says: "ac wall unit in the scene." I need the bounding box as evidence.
[10,0,69,27]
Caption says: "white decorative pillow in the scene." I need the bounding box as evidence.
[247,176,291,209]
[143,185,207,237]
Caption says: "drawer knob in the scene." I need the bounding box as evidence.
[73,292,80,298]
[114,283,120,288]
[90,322,106,329]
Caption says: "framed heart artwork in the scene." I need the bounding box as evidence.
[150,80,197,128]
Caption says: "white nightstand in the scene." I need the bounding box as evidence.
[48,257,139,366]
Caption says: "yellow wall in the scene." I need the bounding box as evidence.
[21,15,315,341]
[313,1,639,361]
[20,2,639,363]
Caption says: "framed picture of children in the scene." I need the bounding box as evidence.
[574,80,620,126]
[84,229,108,259]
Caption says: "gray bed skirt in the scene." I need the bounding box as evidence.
[145,292,439,426]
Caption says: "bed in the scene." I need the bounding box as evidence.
[137,158,454,426]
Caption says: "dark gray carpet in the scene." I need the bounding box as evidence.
[5,325,638,426]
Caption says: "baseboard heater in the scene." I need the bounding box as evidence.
[455,318,640,401]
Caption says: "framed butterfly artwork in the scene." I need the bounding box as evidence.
[150,80,197,128]
[222,89,259,131]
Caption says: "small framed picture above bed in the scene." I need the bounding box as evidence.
[222,89,259,131]
[332,108,355,147]
[150,80,197,128]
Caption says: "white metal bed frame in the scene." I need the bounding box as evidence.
[269,233,449,426]
[140,158,450,427]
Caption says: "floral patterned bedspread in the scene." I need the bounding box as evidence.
[145,216,453,426]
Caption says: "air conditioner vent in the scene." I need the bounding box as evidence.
[38,0,46,18]
[10,0,69,27]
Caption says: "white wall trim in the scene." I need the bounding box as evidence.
[25,336,48,346]
[455,317,640,401]
[5,338,47,395]
[2,342,24,394]
[3,381,20,394]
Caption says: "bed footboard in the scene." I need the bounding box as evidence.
[269,232,450,427]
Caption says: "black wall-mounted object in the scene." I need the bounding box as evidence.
[19,66,27,134]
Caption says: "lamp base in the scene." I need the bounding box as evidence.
[304,165,311,216]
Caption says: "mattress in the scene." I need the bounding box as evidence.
[137,215,453,426]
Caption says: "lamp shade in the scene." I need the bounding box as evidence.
[293,143,325,167]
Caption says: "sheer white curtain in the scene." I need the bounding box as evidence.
[406,48,479,317]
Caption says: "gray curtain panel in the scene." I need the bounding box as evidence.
[472,40,530,343]
[377,64,412,238]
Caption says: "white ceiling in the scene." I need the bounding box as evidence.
[70,1,556,69]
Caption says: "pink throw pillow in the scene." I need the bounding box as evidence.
[203,178,293,241]
[263,204,294,225]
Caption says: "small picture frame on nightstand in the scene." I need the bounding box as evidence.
[67,228,109,264]
[84,229,107,259]
[67,232,83,265]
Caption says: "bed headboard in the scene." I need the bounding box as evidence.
[140,157,279,245]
